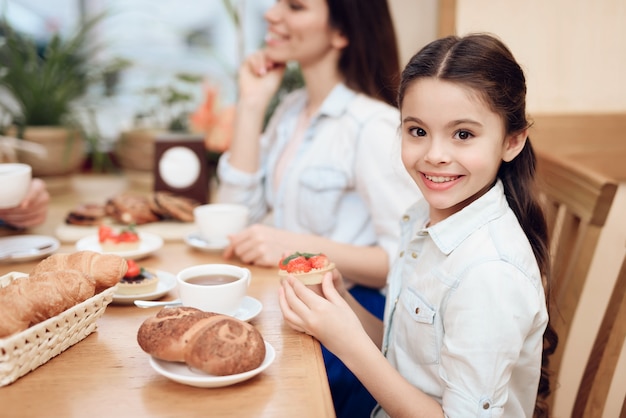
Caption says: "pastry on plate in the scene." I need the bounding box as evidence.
[98,225,141,252]
[277,252,335,285]
[116,259,159,295]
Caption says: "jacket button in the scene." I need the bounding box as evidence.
[415,307,420,314]
[411,252,418,258]
[482,402,490,409]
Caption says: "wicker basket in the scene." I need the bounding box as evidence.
[0,272,117,387]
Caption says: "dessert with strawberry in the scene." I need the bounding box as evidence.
[116,259,159,295]
[98,225,141,252]
[278,252,335,285]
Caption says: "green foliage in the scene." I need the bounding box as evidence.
[0,13,114,128]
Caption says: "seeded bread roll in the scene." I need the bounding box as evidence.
[137,307,218,362]
[137,307,266,376]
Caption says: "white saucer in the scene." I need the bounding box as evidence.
[0,235,60,263]
[184,232,228,251]
[75,232,164,260]
[112,270,176,305]
[149,341,275,388]
[234,296,263,322]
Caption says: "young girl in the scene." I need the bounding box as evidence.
[279,33,556,417]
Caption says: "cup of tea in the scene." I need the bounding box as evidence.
[193,203,249,246]
[0,163,32,209]
[177,263,251,315]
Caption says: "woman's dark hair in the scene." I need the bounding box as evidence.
[326,0,400,106]
[398,33,558,418]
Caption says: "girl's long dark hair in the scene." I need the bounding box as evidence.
[398,34,557,417]
[327,0,400,106]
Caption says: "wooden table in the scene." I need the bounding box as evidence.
[0,175,335,418]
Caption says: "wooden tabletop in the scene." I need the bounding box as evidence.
[0,175,335,418]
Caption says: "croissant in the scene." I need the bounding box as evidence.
[0,251,128,338]
[0,270,96,338]
[30,250,128,293]
[137,307,266,376]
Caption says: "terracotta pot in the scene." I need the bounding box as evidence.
[114,128,166,172]
[13,126,87,177]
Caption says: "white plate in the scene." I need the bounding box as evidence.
[75,232,164,260]
[184,232,228,251]
[149,341,275,388]
[0,235,60,263]
[112,270,176,305]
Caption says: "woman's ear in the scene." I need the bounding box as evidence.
[331,30,349,50]
[502,128,528,162]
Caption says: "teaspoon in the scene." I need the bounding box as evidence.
[134,299,182,308]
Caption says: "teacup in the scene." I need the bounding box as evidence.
[177,263,251,315]
[0,163,32,209]
[193,203,249,246]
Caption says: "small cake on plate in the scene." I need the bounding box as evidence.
[117,259,159,295]
[99,225,140,252]
[278,252,335,285]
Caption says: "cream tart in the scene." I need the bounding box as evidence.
[117,260,159,295]
[278,252,335,285]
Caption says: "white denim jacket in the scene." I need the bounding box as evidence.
[375,180,548,418]
[217,84,419,271]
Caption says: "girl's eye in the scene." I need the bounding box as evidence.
[408,127,427,137]
[287,0,304,10]
[454,130,473,141]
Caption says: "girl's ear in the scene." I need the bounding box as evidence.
[502,128,528,162]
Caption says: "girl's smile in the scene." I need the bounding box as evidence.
[400,78,526,225]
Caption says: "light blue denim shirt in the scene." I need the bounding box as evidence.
[376,180,548,418]
[217,84,419,271]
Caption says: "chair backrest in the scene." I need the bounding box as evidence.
[572,249,626,417]
[534,151,618,410]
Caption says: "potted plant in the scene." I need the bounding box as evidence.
[114,72,204,173]
[0,12,127,176]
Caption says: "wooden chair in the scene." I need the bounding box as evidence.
[534,151,619,410]
[571,249,626,417]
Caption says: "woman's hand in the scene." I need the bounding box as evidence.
[0,178,49,228]
[278,271,368,357]
[238,50,286,111]
[223,224,301,267]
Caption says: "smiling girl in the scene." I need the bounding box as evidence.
[279,33,557,417]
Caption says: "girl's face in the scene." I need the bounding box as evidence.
[263,0,347,66]
[400,78,526,225]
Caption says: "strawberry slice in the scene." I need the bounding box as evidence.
[286,256,313,273]
[308,254,329,269]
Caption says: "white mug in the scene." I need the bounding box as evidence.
[193,203,249,245]
[177,264,251,316]
[0,163,32,209]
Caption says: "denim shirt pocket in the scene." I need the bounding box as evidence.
[297,167,349,234]
[398,288,439,364]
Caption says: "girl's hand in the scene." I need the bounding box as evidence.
[238,50,286,111]
[278,271,367,357]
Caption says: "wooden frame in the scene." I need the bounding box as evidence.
[572,249,626,417]
[535,150,618,412]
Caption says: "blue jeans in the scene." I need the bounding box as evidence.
[322,285,385,418]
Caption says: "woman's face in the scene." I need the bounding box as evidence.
[264,0,346,67]
[400,78,526,225]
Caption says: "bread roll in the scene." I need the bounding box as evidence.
[30,250,128,293]
[137,307,266,376]
[137,307,218,362]
[184,315,266,376]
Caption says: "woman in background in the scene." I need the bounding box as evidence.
[216,0,418,416]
